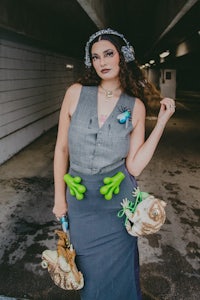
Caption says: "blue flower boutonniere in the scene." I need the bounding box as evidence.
[117,106,132,128]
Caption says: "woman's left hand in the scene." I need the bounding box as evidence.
[157,97,176,126]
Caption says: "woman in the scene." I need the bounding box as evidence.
[53,28,175,299]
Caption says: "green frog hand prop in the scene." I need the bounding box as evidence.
[64,174,86,200]
[100,172,125,200]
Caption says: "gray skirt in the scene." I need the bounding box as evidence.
[67,164,142,300]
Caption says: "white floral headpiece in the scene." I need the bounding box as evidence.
[84,28,135,68]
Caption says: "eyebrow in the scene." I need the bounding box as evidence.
[104,49,115,53]
[92,48,115,55]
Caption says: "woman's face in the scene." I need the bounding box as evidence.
[91,40,120,80]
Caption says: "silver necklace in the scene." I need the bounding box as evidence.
[100,85,120,99]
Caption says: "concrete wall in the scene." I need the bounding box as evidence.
[0,37,81,165]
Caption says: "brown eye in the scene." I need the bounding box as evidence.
[105,50,114,57]
[92,55,99,61]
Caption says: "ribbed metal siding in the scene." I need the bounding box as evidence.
[0,38,80,164]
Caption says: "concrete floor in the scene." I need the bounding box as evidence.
[0,97,199,300]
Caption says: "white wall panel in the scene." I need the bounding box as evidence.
[0,38,81,164]
[0,84,66,103]
[0,111,60,163]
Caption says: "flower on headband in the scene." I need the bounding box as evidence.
[121,45,135,63]
[85,28,135,67]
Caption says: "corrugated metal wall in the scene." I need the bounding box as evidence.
[0,38,81,164]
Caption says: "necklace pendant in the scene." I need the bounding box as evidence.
[106,90,113,98]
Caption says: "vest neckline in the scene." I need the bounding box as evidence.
[95,86,124,129]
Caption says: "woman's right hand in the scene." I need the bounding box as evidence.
[53,201,67,219]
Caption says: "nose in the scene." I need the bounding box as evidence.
[99,56,106,66]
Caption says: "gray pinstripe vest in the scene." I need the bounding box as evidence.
[68,86,135,175]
